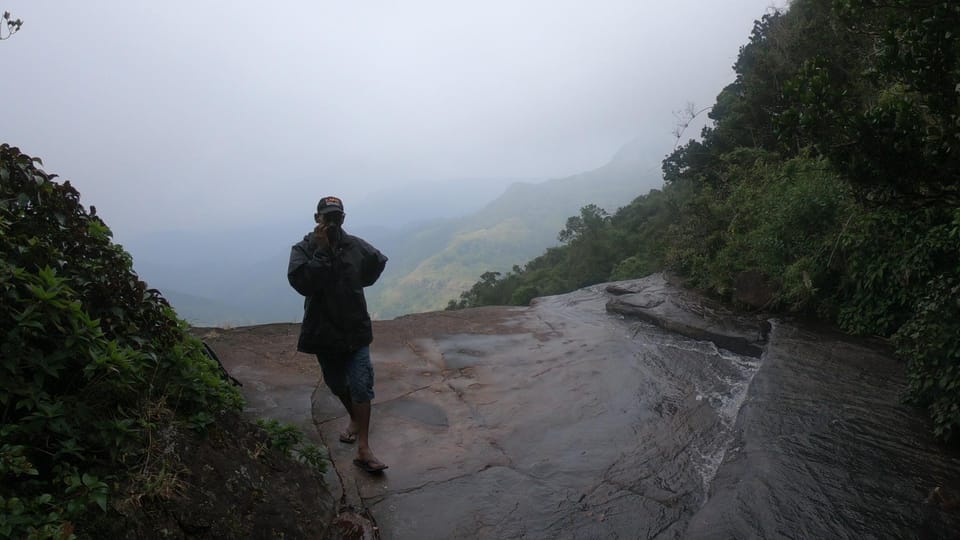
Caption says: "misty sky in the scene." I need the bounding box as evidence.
[4,1,782,242]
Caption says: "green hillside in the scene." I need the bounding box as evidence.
[365,142,662,319]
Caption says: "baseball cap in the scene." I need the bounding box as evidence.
[317,196,344,214]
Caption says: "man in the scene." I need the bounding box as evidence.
[288,195,389,473]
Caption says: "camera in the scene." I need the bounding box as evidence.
[323,212,344,226]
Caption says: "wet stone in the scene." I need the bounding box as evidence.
[606,274,768,357]
[378,396,450,428]
[215,274,960,539]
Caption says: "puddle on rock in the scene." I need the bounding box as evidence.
[379,396,449,427]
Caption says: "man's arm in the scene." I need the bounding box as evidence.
[359,242,388,287]
[287,228,336,296]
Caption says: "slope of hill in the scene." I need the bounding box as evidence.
[365,140,664,318]
[161,289,255,327]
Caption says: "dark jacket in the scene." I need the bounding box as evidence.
[287,230,387,354]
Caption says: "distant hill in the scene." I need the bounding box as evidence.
[159,290,246,327]
[366,140,663,318]
[128,140,662,324]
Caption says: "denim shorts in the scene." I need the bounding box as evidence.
[315,346,375,403]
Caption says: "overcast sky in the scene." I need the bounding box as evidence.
[3,1,782,241]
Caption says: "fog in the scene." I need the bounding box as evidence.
[3,0,782,245]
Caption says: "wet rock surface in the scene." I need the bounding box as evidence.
[207,274,960,539]
[686,322,960,539]
[605,274,769,357]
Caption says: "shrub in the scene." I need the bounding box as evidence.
[713,154,852,309]
[891,208,960,443]
[0,145,243,538]
[255,419,328,473]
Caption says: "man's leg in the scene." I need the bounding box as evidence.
[347,347,387,472]
[317,353,358,443]
[335,391,359,442]
[352,400,385,470]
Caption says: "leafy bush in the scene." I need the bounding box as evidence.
[703,153,852,310]
[0,145,243,538]
[255,419,328,473]
[895,273,960,442]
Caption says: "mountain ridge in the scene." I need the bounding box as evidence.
[131,139,663,324]
[365,141,663,318]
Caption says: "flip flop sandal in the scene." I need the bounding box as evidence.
[353,458,388,474]
[339,431,358,444]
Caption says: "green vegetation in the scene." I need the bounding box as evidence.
[0,144,246,538]
[255,419,328,473]
[451,0,960,442]
[447,191,675,308]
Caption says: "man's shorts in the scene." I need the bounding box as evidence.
[315,346,375,403]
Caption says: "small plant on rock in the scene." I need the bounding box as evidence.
[256,419,329,473]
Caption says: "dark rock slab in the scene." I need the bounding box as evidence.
[605,273,769,357]
[204,276,960,539]
[686,322,960,539]
[316,283,766,539]
[378,396,450,427]
[733,269,776,309]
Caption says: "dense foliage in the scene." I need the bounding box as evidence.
[450,0,960,442]
[0,145,244,538]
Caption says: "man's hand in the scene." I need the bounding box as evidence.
[314,222,330,249]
